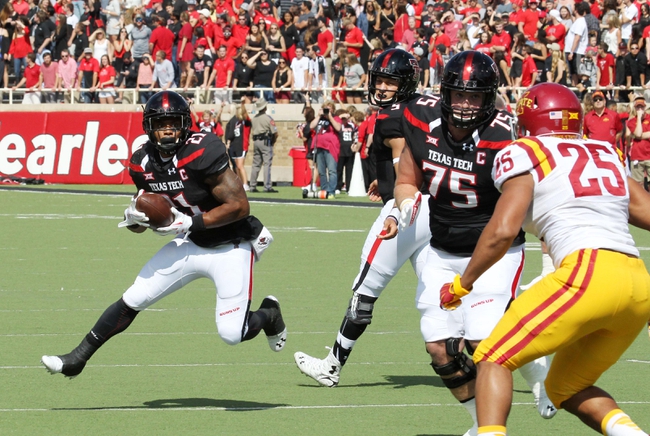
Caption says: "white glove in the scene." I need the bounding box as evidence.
[152,207,193,236]
[118,189,150,228]
[398,192,423,231]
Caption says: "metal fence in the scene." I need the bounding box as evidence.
[0,85,646,106]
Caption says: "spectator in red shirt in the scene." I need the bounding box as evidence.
[12,0,29,15]
[519,0,540,41]
[627,95,650,189]
[97,54,116,104]
[12,53,41,104]
[198,9,218,53]
[77,47,100,103]
[584,90,622,146]
[460,0,481,17]
[208,45,235,105]
[429,21,451,50]
[595,42,616,91]
[8,17,32,83]
[545,9,566,51]
[177,11,194,86]
[354,105,377,191]
[221,26,243,59]
[520,45,539,86]
[316,17,333,62]
[441,10,463,46]
[342,18,363,58]
[490,19,512,65]
[40,50,58,103]
[474,32,493,56]
[149,16,175,63]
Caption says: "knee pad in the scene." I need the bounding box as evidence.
[345,292,377,325]
[431,338,477,390]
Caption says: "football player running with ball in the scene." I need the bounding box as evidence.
[443,83,650,436]
[41,91,286,379]
[294,49,435,387]
[394,51,554,436]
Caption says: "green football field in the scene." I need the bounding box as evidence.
[1,186,649,436]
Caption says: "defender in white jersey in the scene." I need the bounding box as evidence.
[440,83,650,436]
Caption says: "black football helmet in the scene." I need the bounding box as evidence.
[142,90,193,154]
[441,51,499,129]
[368,48,421,107]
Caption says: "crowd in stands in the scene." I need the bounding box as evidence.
[3,0,650,105]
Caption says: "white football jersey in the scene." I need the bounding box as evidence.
[492,136,639,268]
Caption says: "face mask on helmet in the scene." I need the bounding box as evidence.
[367,49,420,108]
[142,91,192,154]
[440,51,499,130]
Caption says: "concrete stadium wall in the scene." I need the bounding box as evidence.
[0,103,367,184]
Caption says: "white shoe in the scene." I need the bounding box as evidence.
[537,389,557,419]
[519,274,544,291]
[41,355,63,374]
[518,357,557,419]
[294,351,341,387]
[463,424,478,436]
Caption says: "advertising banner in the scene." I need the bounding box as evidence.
[0,112,148,184]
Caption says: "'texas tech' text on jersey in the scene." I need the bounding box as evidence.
[128,131,263,248]
[401,95,525,256]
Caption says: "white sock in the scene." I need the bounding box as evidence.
[541,253,554,276]
[603,410,647,436]
[461,397,478,428]
[336,332,356,351]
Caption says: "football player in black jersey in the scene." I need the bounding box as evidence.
[41,91,287,379]
[394,51,554,435]
[294,49,435,387]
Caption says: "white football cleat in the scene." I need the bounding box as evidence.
[294,351,341,387]
[463,424,478,436]
[41,355,63,374]
[537,390,557,419]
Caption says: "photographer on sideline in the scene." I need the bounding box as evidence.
[310,100,341,198]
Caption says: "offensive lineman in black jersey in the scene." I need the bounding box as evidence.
[394,52,555,435]
[41,91,286,379]
[294,49,435,386]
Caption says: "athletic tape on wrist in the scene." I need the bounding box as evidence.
[190,214,206,232]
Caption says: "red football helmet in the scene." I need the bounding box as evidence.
[516,83,583,137]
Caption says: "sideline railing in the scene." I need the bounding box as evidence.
[0,85,645,105]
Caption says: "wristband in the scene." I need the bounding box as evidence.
[392,157,400,164]
[387,207,400,224]
[190,214,206,232]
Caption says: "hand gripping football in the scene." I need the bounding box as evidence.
[135,193,174,228]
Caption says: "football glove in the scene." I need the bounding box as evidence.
[118,189,150,228]
[440,274,471,311]
[152,207,193,236]
[398,192,422,231]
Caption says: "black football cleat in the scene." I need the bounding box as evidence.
[259,296,287,352]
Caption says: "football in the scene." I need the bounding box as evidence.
[135,193,174,228]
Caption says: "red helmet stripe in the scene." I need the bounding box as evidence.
[162,92,169,108]
[381,51,395,69]
[462,51,475,82]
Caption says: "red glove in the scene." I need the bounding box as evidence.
[440,274,471,311]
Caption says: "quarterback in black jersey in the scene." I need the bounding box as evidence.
[294,49,435,387]
[41,91,287,380]
[395,51,555,434]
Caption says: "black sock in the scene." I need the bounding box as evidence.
[331,317,368,366]
[80,298,139,356]
[242,310,268,342]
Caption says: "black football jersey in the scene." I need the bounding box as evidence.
[372,93,430,204]
[129,131,263,248]
[402,95,525,256]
